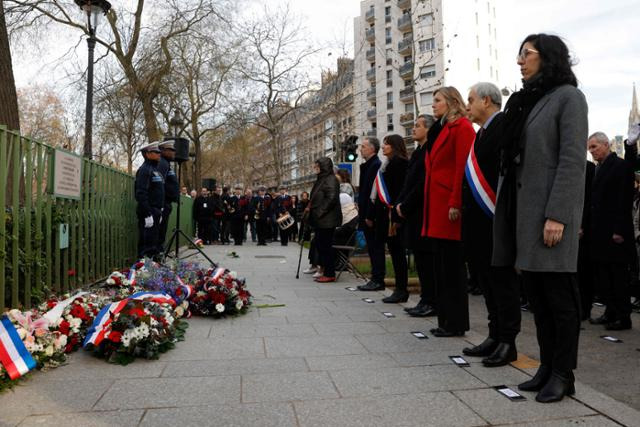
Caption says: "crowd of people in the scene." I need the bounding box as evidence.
[134,33,640,405]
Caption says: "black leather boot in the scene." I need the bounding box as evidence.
[482,342,517,367]
[382,290,409,303]
[518,365,551,392]
[535,371,575,403]
[462,337,497,357]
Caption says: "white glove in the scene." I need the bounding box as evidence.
[144,216,154,228]
[159,215,163,224]
[628,123,640,145]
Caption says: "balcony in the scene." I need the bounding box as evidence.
[398,0,410,8]
[398,37,413,55]
[366,47,376,62]
[399,61,413,79]
[365,8,375,23]
[400,87,413,103]
[367,129,377,137]
[367,108,377,121]
[365,27,375,42]
[366,87,377,101]
[400,112,415,127]
[366,68,376,81]
[398,14,412,32]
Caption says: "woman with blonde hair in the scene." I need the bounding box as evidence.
[422,86,476,337]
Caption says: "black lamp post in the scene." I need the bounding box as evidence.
[75,0,112,159]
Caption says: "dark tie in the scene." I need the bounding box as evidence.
[476,127,484,142]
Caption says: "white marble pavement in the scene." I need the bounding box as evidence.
[0,243,638,427]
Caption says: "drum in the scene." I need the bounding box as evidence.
[276,212,295,230]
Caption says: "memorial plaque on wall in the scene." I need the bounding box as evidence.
[53,149,82,200]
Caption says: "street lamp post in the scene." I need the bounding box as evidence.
[75,0,111,159]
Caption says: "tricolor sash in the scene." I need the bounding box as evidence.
[83,299,129,348]
[464,142,496,217]
[374,169,392,207]
[0,315,37,380]
[130,291,176,307]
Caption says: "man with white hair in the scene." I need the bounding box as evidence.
[588,131,635,330]
[461,82,521,366]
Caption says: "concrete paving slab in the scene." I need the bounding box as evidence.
[286,313,354,323]
[507,415,621,427]
[265,335,368,357]
[329,365,486,397]
[94,376,240,410]
[19,410,144,427]
[311,321,387,336]
[305,354,399,371]
[140,402,297,427]
[209,323,317,338]
[453,388,596,425]
[463,364,533,387]
[162,357,308,377]
[158,337,265,361]
[355,332,460,353]
[294,392,487,427]
[390,350,484,367]
[242,371,340,403]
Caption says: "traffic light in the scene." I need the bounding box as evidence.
[343,135,358,162]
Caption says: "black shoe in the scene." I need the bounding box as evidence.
[431,327,464,337]
[382,291,409,303]
[518,365,551,392]
[408,305,437,317]
[589,315,612,325]
[482,343,518,367]
[605,319,632,330]
[404,301,426,312]
[462,337,498,357]
[357,281,385,291]
[535,372,575,403]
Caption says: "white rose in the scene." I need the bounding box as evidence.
[106,278,115,285]
[55,334,67,350]
[175,306,184,318]
[215,303,225,313]
[235,301,243,310]
[45,346,54,357]
[18,327,27,340]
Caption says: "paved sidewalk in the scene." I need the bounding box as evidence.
[1,243,639,426]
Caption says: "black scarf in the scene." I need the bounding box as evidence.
[425,117,445,153]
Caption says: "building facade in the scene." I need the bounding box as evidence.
[353,0,501,143]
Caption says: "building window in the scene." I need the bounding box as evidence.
[386,48,393,65]
[477,58,480,71]
[418,38,436,52]
[388,113,394,131]
[417,13,433,25]
[419,91,433,105]
[405,103,413,112]
[385,6,391,16]
[420,64,436,79]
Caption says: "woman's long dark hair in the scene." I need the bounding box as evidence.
[520,33,577,89]
[383,134,408,160]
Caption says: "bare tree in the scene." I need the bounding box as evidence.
[5,0,232,141]
[239,5,321,185]
[0,2,19,130]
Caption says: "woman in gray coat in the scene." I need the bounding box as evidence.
[492,34,588,403]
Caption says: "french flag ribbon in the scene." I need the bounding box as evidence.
[83,299,129,348]
[130,291,176,307]
[212,267,226,282]
[175,275,193,300]
[128,266,137,286]
[0,315,37,380]
[374,169,392,207]
[464,142,496,218]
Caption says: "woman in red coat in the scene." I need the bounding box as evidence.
[422,86,475,337]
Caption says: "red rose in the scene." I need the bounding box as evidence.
[67,269,76,277]
[130,307,146,318]
[211,292,226,305]
[70,304,87,320]
[108,331,122,343]
[59,320,70,335]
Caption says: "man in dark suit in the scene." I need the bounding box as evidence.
[357,137,385,291]
[460,83,521,366]
[193,188,213,244]
[588,132,635,330]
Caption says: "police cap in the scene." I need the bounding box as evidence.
[140,141,161,153]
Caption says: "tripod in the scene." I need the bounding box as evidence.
[162,161,217,267]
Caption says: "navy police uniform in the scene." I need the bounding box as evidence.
[157,156,179,249]
[135,144,165,258]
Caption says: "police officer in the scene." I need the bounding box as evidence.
[135,142,165,259]
[157,140,180,250]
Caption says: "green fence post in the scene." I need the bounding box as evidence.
[11,133,21,308]
[23,137,33,308]
[0,127,7,308]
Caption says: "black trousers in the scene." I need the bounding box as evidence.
[596,262,632,321]
[231,218,244,245]
[433,239,469,332]
[279,225,289,246]
[577,239,594,318]
[363,226,386,284]
[197,219,213,243]
[158,204,172,250]
[212,217,222,242]
[137,212,161,259]
[256,219,269,245]
[315,227,336,277]
[414,249,437,307]
[475,265,521,344]
[523,271,580,373]
[387,233,408,292]
[221,218,231,243]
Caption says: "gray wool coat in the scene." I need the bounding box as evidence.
[492,84,588,272]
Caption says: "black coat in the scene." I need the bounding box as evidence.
[396,143,428,250]
[193,195,213,222]
[358,155,381,228]
[366,156,409,240]
[589,152,635,263]
[462,113,503,268]
[310,158,342,229]
[135,159,164,218]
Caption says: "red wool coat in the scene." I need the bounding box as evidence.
[421,117,475,241]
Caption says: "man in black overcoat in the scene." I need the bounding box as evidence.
[460,83,521,366]
[587,132,635,330]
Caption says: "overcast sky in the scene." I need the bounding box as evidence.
[13,0,640,139]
